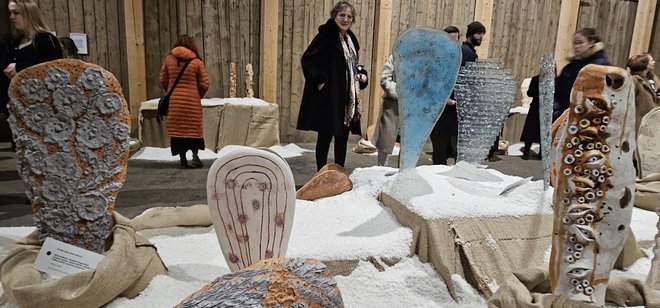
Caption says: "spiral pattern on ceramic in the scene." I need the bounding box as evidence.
[7,59,130,253]
[549,65,636,306]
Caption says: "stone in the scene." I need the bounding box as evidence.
[177,258,343,308]
[549,65,636,306]
[636,106,660,178]
[393,27,461,170]
[7,59,130,253]
[207,145,296,272]
[296,163,352,201]
[539,52,555,190]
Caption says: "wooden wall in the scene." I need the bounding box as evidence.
[650,1,660,76]
[143,0,262,99]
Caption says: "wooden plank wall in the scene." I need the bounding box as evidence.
[576,0,638,68]
[649,1,660,76]
[34,0,127,97]
[143,0,261,100]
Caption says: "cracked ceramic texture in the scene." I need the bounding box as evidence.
[455,59,517,164]
[393,27,461,170]
[179,258,343,308]
[539,53,555,190]
[549,65,636,306]
[6,59,131,253]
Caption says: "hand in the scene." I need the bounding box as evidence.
[356,73,367,83]
[317,83,325,91]
[447,98,456,106]
[4,63,16,79]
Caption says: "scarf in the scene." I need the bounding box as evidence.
[340,33,361,127]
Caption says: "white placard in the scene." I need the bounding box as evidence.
[33,237,104,278]
[69,32,88,55]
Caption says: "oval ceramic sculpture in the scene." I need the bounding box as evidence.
[207,146,296,272]
[7,59,130,253]
[393,27,461,170]
[549,64,636,306]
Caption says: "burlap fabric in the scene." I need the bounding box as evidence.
[635,173,660,211]
[0,213,166,308]
[487,267,660,307]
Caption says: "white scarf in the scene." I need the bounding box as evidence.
[340,33,361,127]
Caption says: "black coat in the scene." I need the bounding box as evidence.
[297,19,368,136]
[554,50,609,121]
[520,75,540,143]
[7,32,63,73]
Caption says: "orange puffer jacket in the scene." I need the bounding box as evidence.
[159,46,209,138]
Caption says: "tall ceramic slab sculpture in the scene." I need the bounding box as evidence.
[393,27,461,170]
[455,59,517,164]
[549,65,636,306]
[539,53,556,190]
[207,145,296,272]
[7,59,130,253]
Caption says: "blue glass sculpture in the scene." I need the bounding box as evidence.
[539,53,555,190]
[393,27,461,170]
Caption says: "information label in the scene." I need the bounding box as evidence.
[33,238,104,278]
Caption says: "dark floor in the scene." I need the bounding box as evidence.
[0,141,542,227]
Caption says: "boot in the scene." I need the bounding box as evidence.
[190,152,203,168]
[179,153,189,168]
[521,147,531,160]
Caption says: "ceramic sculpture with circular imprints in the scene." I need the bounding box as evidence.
[207,145,296,272]
[7,59,130,253]
[549,64,636,306]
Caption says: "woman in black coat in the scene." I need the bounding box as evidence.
[297,1,368,171]
[553,27,609,122]
[520,75,540,159]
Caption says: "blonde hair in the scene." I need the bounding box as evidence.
[10,0,51,39]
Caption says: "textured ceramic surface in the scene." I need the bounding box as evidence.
[539,53,555,190]
[7,59,130,253]
[549,65,636,306]
[178,258,343,308]
[393,27,461,170]
[207,145,296,272]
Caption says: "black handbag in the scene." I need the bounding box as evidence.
[158,60,191,121]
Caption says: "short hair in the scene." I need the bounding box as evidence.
[9,0,50,39]
[59,37,79,59]
[443,26,460,34]
[173,34,200,57]
[575,27,601,43]
[627,53,651,73]
[330,1,356,24]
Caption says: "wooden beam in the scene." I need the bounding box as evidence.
[554,0,580,72]
[629,0,657,57]
[473,0,494,58]
[260,0,279,104]
[368,0,393,127]
[123,0,147,137]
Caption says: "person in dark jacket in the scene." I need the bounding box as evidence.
[520,75,540,159]
[554,27,609,122]
[297,1,368,171]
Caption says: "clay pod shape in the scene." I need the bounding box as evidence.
[549,65,636,306]
[296,163,352,201]
[207,145,296,272]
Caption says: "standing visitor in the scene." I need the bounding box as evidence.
[159,35,209,168]
[430,25,461,165]
[373,54,398,167]
[626,53,660,134]
[297,1,368,171]
[520,75,541,159]
[554,27,609,121]
[59,36,80,59]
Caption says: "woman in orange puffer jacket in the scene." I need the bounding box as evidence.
[159,35,209,168]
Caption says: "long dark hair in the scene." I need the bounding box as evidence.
[173,34,199,57]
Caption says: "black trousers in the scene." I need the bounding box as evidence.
[315,128,350,171]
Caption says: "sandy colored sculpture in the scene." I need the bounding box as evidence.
[549,65,636,306]
[245,63,254,98]
[7,59,130,253]
[207,145,296,272]
[296,163,352,201]
[178,258,343,307]
[229,62,237,98]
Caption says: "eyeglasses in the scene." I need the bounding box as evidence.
[337,13,353,21]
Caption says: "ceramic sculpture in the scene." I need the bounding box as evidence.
[7,59,130,253]
[296,163,352,201]
[549,65,636,306]
[178,258,343,307]
[207,145,296,271]
[454,59,517,164]
[539,53,555,190]
[393,27,461,170]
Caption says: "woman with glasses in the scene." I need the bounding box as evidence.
[297,1,368,171]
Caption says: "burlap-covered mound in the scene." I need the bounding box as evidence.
[0,213,166,308]
[487,267,660,307]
